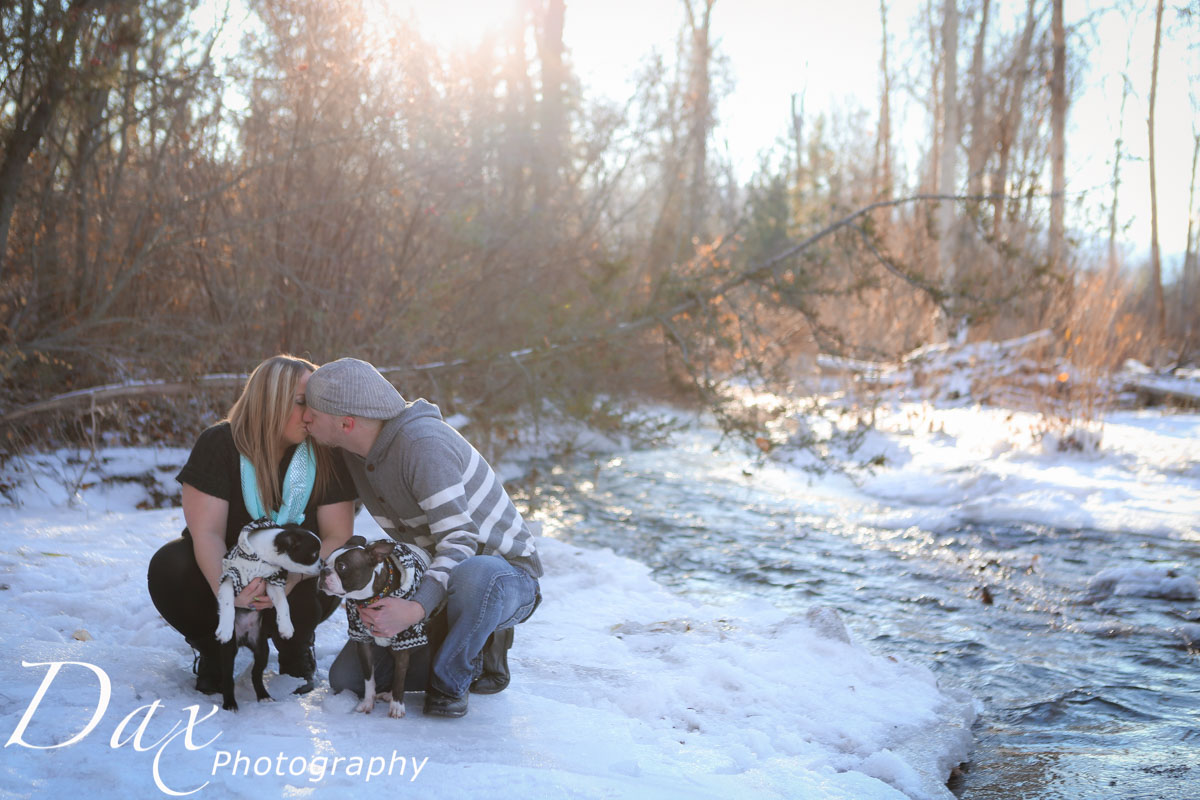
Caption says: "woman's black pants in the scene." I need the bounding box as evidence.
[146,536,339,678]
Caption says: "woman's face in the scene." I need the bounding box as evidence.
[281,371,312,446]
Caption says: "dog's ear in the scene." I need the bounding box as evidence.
[367,538,397,562]
[346,535,367,548]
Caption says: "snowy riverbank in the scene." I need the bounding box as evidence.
[2,385,1197,798]
[0,445,977,799]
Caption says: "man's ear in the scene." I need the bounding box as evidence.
[341,416,355,432]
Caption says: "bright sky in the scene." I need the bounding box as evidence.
[210,0,1198,267]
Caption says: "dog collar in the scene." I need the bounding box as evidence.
[350,557,400,608]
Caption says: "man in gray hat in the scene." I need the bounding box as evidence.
[302,357,543,717]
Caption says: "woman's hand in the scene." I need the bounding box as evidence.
[234,577,274,610]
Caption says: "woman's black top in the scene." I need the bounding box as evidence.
[176,422,357,547]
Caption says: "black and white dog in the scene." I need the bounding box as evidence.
[320,536,428,718]
[214,520,323,711]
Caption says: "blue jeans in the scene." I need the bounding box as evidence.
[432,555,540,697]
[328,555,539,698]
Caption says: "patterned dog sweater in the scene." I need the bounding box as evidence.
[345,544,428,651]
[221,537,288,595]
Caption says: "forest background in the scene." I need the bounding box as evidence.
[2,0,1198,457]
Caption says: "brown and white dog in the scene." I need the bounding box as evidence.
[319,536,428,718]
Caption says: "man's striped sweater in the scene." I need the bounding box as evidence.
[339,398,543,616]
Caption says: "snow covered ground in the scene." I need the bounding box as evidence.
[0,450,974,800]
[1,363,1197,799]
[841,405,1200,547]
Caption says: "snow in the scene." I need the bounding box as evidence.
[821,405,1200,542]
[1085,566,1199,601]
[2,347,1199,799]
[0,452,971,800]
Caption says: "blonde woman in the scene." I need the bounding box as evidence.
[148,355,357,694]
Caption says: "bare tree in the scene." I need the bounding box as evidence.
[532,0,567,208]
[0,0,134,279]
[1049,0,1066,270]
[1148,0,1166,350]
[1107,17,1138,273]
[1182,131,1199,357]
[877,0,893,206]
[682,0,716,240]
[992,0,1038,236]
[937,0,960,339]
[966,0,991,196]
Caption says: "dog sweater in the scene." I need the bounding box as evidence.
[221,538,288,595]
[345,545,428,651]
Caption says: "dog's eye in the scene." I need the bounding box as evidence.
[336,562,346,572]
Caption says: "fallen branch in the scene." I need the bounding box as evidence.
[1120,373,1200,407]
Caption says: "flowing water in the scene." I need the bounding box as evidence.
[509,428,1200,800]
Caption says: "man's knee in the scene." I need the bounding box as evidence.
[444,556,512,613]
[449,554,507,583]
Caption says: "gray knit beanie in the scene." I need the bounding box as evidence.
[306,358,407,419]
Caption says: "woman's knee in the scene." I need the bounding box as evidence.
[148,539,206,601]
[147,536,215,637]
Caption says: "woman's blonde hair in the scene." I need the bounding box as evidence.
[227,354,332,515]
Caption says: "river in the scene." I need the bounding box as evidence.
[509,426,1199,800]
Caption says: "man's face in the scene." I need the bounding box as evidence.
[302,406,343,446]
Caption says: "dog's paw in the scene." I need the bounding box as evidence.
[354,698,375,714]
[223,698,239,712]
[388,699,406,719]
[376,691,393,702]
[256,694,275,703]
[277,621,295,639]
[215,622,233,643]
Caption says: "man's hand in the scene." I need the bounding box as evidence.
[358,597,426,638]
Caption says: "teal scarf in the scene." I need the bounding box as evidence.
[240,440,316,525]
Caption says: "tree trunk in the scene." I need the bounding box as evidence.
[0,0,115,280]
[1181,132,1199,359]
[993,0,1036,236]
[1148,0,1166,350]
[937,0,960,339]
[533,0,566,208]
[1049,0,1066,270]
[1108,34,1135,273]
[966,0,990,196]
[683,0,715,242]
[877,0,893,205]
[792,91,805,193]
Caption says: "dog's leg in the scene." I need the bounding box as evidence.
[251,623,273,703]
[267,583,293,639]
[387,650,410,718]
[354,641,376,714]
[215,580,235,643]
[219,639,239,712]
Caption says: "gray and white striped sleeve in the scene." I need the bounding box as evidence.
[407,438,482,614]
